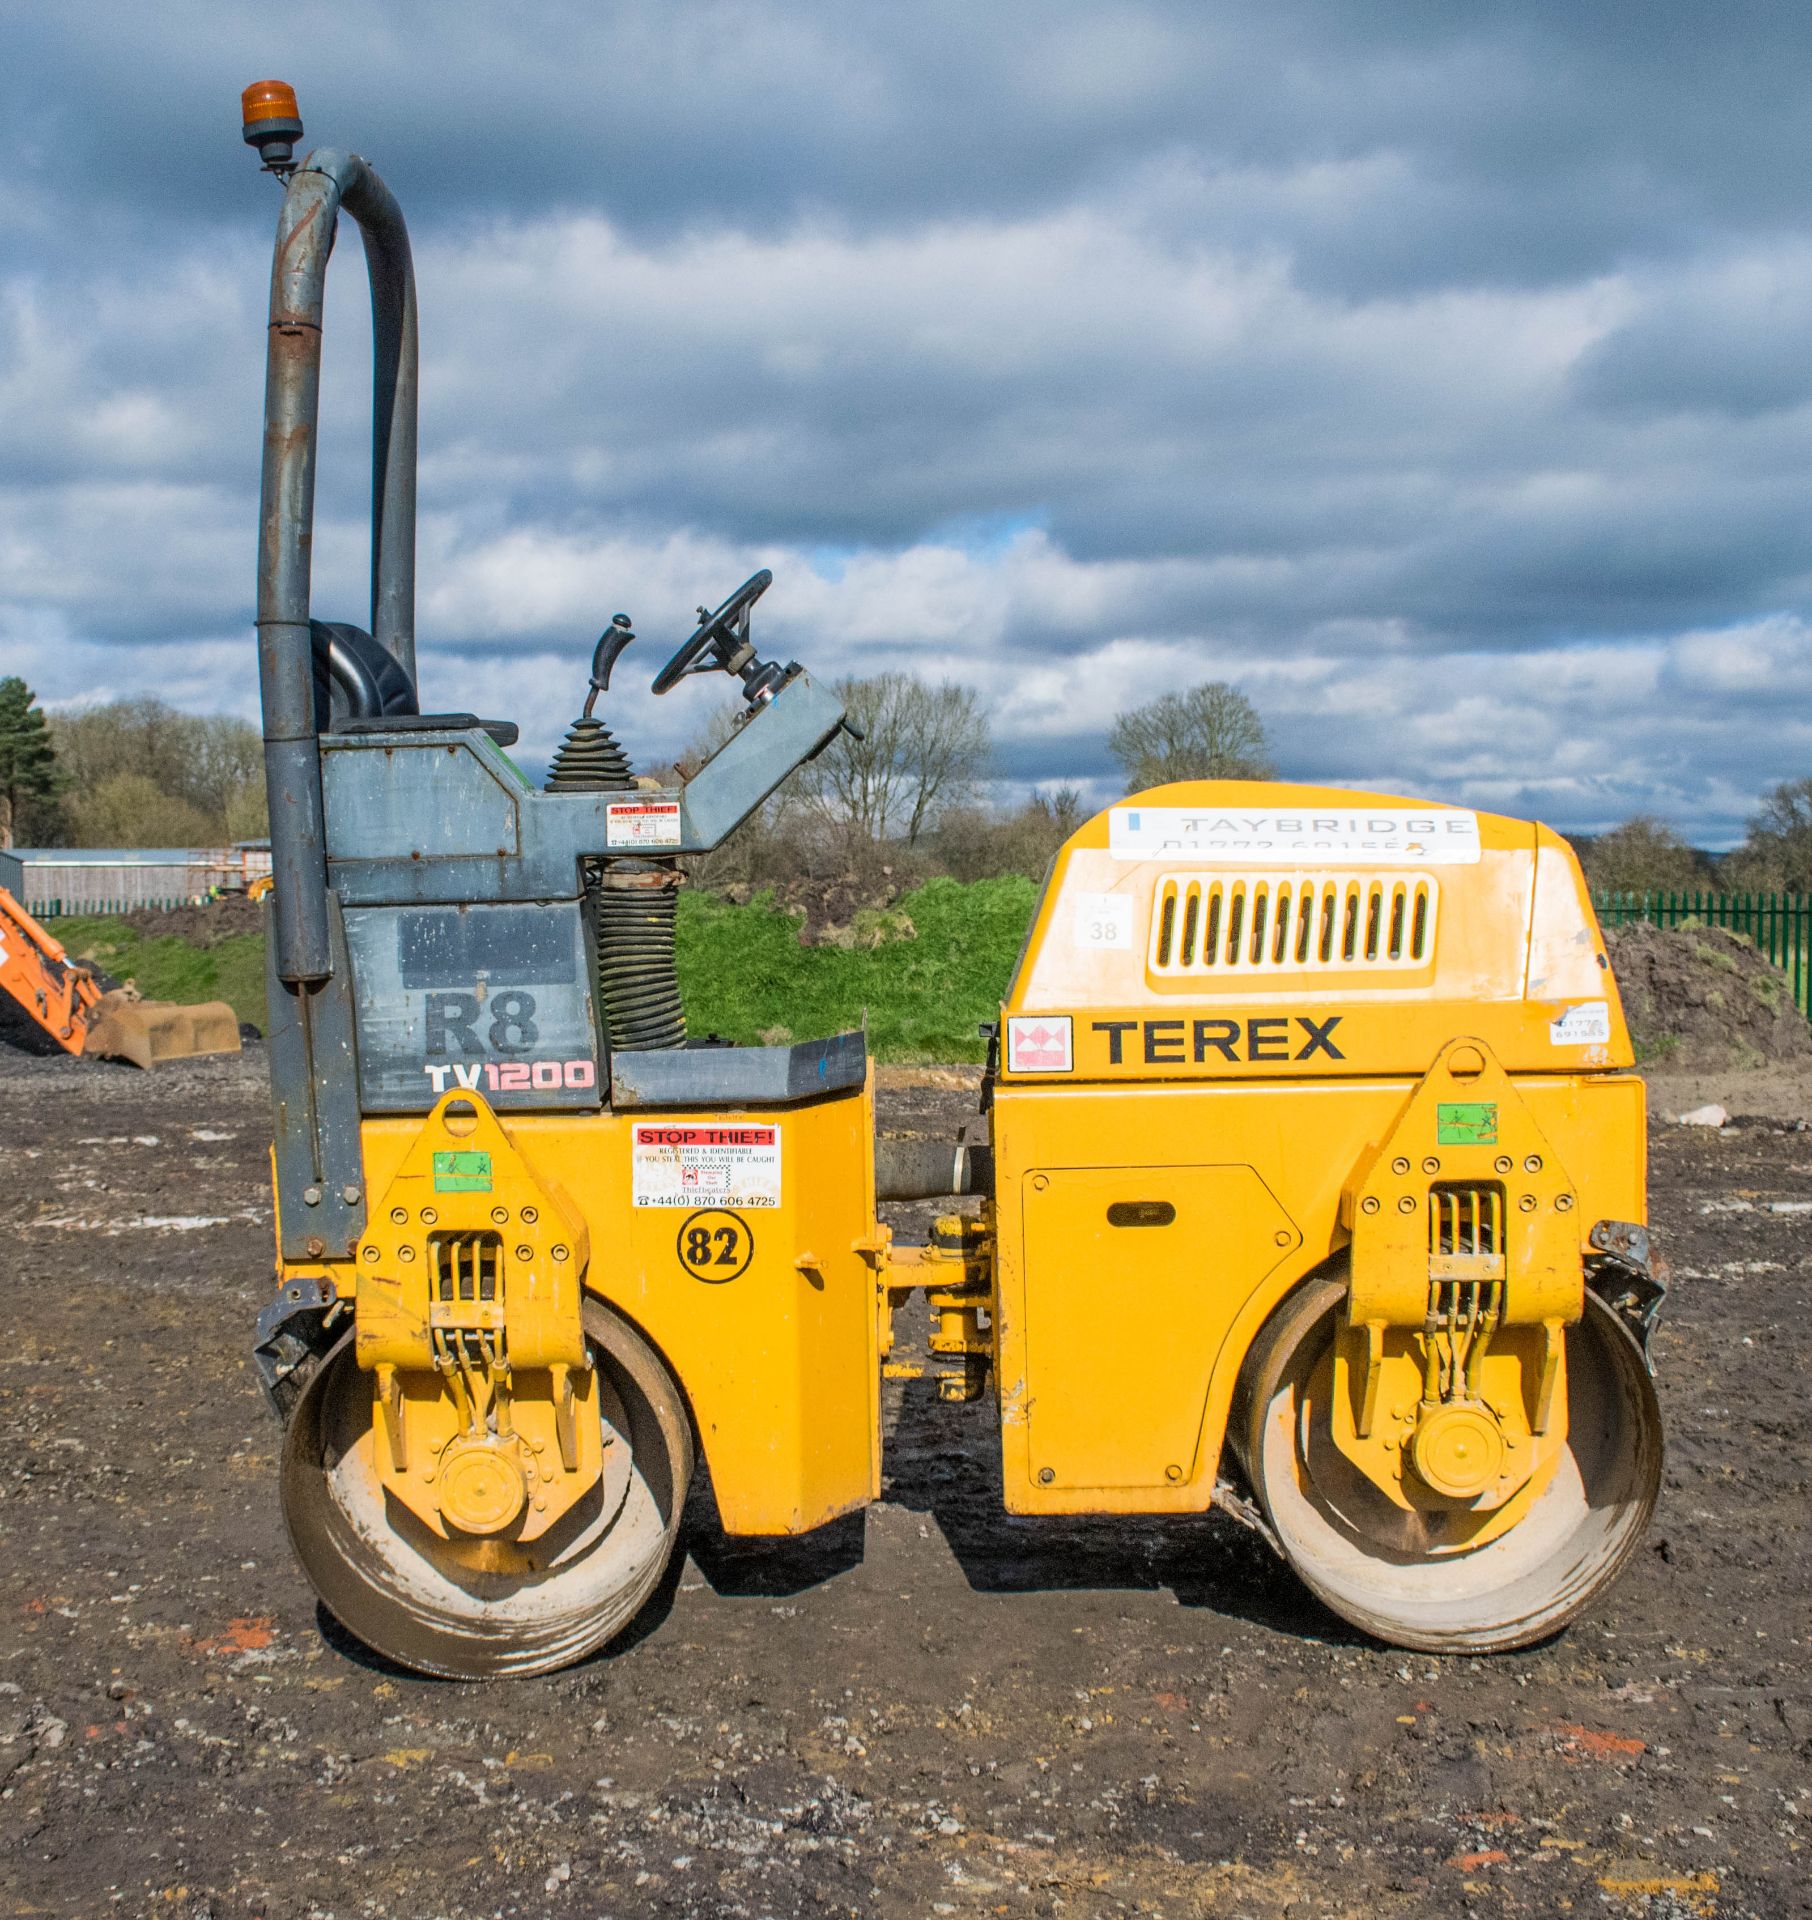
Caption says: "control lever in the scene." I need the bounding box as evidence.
[585,613,636,715]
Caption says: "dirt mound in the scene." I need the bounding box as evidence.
[716,871,906,946]
[1605,920,1812,1069]
[120,894,265,946]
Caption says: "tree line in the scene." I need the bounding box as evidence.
[11,664,1810,895]
[0,669,1277,884]
[0,678,270,851]
[1575,796,1812,896]
[677,672,1275,891]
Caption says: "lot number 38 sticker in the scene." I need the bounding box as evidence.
[677,1209,754,1283]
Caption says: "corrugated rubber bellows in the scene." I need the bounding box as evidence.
[545,715,634,791]
[595,871,686,1053]
[545,715,686,1053]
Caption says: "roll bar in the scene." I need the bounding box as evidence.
[255,146,419,984]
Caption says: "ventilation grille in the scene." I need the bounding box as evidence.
[1148,874,1437,975]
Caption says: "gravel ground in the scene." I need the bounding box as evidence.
[0,1047,1807,1919]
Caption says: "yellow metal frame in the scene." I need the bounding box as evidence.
[988,780,1644,1518]
[267,778,1649,1554]
[279,1072,885,1537]
[351,1092,599,1543]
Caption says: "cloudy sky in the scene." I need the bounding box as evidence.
[4,1,1810,843]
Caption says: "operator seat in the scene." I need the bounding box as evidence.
[311,621,517,747]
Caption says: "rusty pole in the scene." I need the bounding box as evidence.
[257,148,418,984]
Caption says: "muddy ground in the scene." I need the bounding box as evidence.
[0,1050,1807,1920]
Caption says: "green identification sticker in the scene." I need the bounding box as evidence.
[433,1150,493,1192]
[1437,1102,1498,1146]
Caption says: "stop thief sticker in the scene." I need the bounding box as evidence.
[631,1123,782,1208]
[605,800,682,849]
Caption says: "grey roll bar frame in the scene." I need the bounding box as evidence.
[245,119,849,1264]
[257,148,418,986]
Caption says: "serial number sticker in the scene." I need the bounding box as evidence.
[1072,892,1133,950]
[1107,806,1482,866]
[1549,1000,1611,1047]
[433,1150,493,1192]
[677,1209,755,1282]
[1437,1102,1498,1147]
[632,1123,782,1208]
[605,800,682,849]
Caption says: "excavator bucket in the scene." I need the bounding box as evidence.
[83,990,242,1069]
[2,884,241,1068]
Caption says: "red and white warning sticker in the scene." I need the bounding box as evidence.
[606,800,683,849]
[1006,1013,1072,1073]
[632,1122,782,1208]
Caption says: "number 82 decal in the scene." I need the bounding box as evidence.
[676,1208,754,1283]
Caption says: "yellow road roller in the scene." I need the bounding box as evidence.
[241,85,1662,1677]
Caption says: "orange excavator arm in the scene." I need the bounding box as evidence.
[0,884,104,1054]
[0,885,243,1067]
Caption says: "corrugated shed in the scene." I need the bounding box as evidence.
[9,846,272,915]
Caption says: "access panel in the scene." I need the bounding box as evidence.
[1021,1164,1297,1490]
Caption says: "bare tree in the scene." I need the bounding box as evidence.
[800,674,990,846]
[50,700,266,842]
[186,712,265,824]
[1039,785,1086,839]
[935,785,1089,881]
[1723,777,1812,891]
[1108,681,1273,792]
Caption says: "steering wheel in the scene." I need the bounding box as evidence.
[650,569,773,695]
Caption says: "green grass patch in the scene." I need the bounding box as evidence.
[677,876,1038,1062]
[44,917,268,1030]
[38,876,1042,1061]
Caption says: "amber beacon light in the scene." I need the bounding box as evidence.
[241,80,304,176]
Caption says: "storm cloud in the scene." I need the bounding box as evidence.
[3,1,1809,841]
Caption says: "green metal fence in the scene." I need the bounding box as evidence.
[1592,890,1812,1020]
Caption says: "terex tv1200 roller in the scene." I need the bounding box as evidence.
[241,84,1663,1677]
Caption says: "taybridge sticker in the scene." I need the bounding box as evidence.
[1108,806,1481,865]
[677,1209,755,1282]
[632,1123,782,1208]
